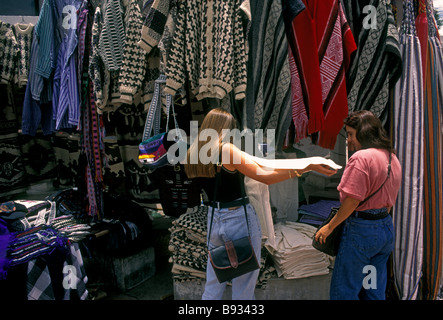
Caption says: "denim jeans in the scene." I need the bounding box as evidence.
[202,203,262,300]
[330,215,394,300]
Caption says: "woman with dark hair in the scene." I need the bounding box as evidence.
[315,110,402,300]
[184,108,337,300]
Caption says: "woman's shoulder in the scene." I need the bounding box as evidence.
[349,148,387,165]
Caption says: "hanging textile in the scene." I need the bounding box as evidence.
[421,0,443,300]
[285,0,356,149]
[415,0,428,88]
[164,0,250,101]
[344,0,402,124]
[392,0,424,300]
[244,0,293,151]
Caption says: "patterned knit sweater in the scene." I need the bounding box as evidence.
[98,0,126,72]
[13,23,34,87]
[0,21,18,84]
[164,0,251,101]
[118,0,147,104]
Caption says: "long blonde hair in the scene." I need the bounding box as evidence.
[184,108,237,178]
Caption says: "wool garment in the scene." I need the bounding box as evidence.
[118,0,148,105]
[0,21,18,84]
[287,0,356,149]
[99,0,126,71]
[138,0,169,54]
[164,0,251,100]
[244,0,293,151]
[343,0,402,124]
[13,23,34,87]
[89,6,110,112]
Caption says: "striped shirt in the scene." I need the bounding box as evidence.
[52,0,83,130]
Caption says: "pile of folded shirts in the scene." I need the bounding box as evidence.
[297,200,341,227]
[270,221,333,279]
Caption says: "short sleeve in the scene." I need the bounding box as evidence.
[337,155,370,202]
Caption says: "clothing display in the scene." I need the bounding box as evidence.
[297,200,341,227]
[421,0,443,300]
[1,0,443,301]
[245,0,293,151]
[164,0,250,101]
[285,0,357,149]
[270,221,333,279]
[0,196,91,300]
[344,0,402,124]
[392,0,442,301]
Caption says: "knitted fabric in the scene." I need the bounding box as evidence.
[89,6,111,113]
[343,0,402,124]
[138,0,170,54]
[0,21,18,84]
[164,0,251,100]
[118,0,148,104]
[13,23,34,87]
[99,0,126,71]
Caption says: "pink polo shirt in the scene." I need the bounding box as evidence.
[337,148,402,211]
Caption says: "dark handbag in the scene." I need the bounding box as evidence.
[312,207,342,256]
[312,153,392,256]
[207,163,260,283]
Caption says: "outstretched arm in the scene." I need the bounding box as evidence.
[221,143,338,185]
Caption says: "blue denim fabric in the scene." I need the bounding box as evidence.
[202,203,262,300]
[330,215,394,300]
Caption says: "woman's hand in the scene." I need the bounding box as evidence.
[305,164,338,176]
[315,224,334,244]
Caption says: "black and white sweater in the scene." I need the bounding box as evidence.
[164,0,251,101]
[118,0,147,105]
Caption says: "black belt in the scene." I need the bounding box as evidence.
[206,197,249,209]
[352,210,390,220]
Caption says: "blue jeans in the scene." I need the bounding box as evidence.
[330,215,394,300]
[202,203,262,300]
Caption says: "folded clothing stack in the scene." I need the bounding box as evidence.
[269,221,333,279]
[297,200,341,227]
[168,205,208,282]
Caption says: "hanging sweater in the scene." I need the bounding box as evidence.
[118,0,148,105]
[0,21,18,84]
[164,0,251,101]
[138,0,169,54]
[98,0,126,71]
[13,23,34,87]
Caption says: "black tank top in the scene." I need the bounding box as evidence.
[197,166,244,203]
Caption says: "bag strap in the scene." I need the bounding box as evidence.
[208,145,250,242]
[359,152,392,206]
[141,75,183,142]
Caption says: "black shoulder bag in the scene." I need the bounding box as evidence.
[207,163,260,283]
[312,153,392,256]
